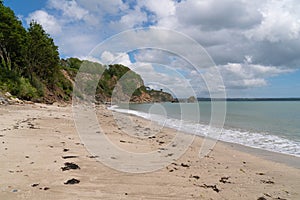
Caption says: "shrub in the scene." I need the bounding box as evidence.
[16,77,38,100]
[31,75,45,97]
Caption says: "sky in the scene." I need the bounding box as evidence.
[4,0,300,98]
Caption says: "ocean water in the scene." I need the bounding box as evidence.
[110,101,300,157]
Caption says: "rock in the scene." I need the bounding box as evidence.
[181,163,190,168]
[0,98,7,105]
[88,155,99,158]
[0,92,8,105]
[260,180,275,184]
[257,197,267,200]
[31,183,39,187]
[64,178,80,185]
[190,175,200,180]
[4,92,12,98]
[62,155,78,159]
[61,162,80,171]
[199,184,220,193]
[7,97,24,105]
[0,91,24,105]
[219,176,231,184]
[187,96,197,103]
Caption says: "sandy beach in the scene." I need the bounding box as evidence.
[0,103,299,200]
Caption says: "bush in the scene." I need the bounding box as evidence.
[16,77,38,100]
[0,69,42,100]
[31,75,45,97]
[0,69,18,91]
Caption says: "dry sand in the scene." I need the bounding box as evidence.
[0,103,299,200]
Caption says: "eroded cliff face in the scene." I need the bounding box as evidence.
[130,90,174,103]
[69,63,174,104]
[146,90,174,103]
[130,91,152,103]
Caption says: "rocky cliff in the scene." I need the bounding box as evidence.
[62,60,175,104]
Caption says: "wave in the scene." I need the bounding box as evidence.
[108,105,300,157]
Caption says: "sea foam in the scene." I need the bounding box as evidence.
[108,105,300,157]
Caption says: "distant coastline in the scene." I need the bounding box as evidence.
[196,98,300,101]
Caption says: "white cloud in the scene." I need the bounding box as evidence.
[27,10,61,35]
[24,0,300,97]
[176,0,262,30]
[243,79,266,87]
[134,49,173,65]
[77,0,127,15]
[245,0,300,42]
[100,51,116,64]
[26,0,105,57]
[48,0,89,21]
[109,6,148,30]
[95,47,294,97]
[139,0,176,19]
[100,51,132,66]
[57,33,99,57]
[26,0,300,67]
[131,62,195,98]
[216,63,294,89]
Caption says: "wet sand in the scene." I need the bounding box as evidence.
[0,103,299,199]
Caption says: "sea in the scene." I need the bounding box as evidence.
[109,101,300,157]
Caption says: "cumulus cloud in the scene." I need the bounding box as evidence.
[47,0,89,21]
[131,62,195,98]
[77,0,128,15]
[93,44,294,97]
[176,0,262,31]
[96,49,199,97]
[139,0,176,19]
[245,0,300,42]
[216,63,294,89]
[57,33,99,57]
[26,10,61,35]
[109,6,148,31]
[134,49,176,65]
[25,0,300,97]
[100,51,132,66]
[26,0,300,68]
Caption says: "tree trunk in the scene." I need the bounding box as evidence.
[0,44,11,70]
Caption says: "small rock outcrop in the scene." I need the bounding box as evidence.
[187,96,197,103]
[0,92,24,105]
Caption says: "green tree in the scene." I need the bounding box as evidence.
[25,21,60,87]
[0,2,26,72]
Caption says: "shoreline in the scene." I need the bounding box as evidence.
[219,139,300,169]
[1,103,299,199]
[109,104,300,168]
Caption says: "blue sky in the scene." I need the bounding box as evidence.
[5,0,46,24]
[3,0,300,98]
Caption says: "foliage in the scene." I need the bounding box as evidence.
[56,70,73,97]
[60,58,105,79]
[0,68,19,92]
[24,21,60,87]
[96,64,145,101]
[16,77,38,100]
[0,68,40,100]
[61,57,83,70]
[29,75,45,97]
[0,2,70,102]
[0,3,174,103]
[0,2,27,72]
